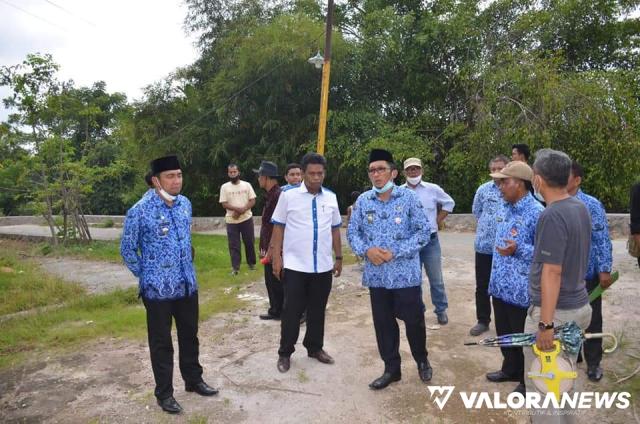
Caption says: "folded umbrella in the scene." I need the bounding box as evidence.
[464,321,616,355]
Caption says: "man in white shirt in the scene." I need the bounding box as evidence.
[219,164,257,275]
[403,158,455,325]
[270,153,343,374]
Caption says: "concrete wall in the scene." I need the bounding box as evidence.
[0,213,633,237]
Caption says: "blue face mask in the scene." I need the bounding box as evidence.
[373,180,394,194]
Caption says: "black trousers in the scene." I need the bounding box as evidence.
[279,269,332,357]
[264,263,284,317]
[583,278,603,367]
[226,219,256,270]
[492,297,527,384]
[475,253,493,325]
[143,293,203,400]
[370,286,428,375]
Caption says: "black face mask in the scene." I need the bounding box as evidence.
[230,176,240,183]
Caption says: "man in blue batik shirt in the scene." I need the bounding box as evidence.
[470,154,509,337]
[348,149,432,390]
[121,155,217,415]
[485,161,543,395]
[567,160,613,382]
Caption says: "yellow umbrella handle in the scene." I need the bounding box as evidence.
[584,332,618,354]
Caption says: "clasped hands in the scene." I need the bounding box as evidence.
[496,239,517,256]
[366,247,394,265]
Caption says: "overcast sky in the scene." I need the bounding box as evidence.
[0,0,198,121]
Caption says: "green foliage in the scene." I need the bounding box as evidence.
[1,54,136,220]
[2,1,640,213]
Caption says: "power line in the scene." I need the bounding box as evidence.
[42,0,96,27]
[152,30,326,146]
[0,0,68,32]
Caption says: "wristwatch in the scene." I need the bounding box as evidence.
[335,256,343,260]
[538,321,554,331]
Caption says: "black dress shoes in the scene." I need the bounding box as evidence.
[369,372,402,390]
[157,396,183,414]
[277,356,290,373]
[418,360,433,383]
[469,322,490,336]
[486,370,520,382]
[308,349,335,364]
[587,365,603,382]
[437,311,448,325]
[185,381,219,396]
[259,313,280,320]
[512,383,526,395]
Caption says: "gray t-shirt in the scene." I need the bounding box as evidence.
[529,196,591,309]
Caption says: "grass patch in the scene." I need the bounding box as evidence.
[0,241,85,316]
[34,239,122,263]
[297,369,309,383]
[93,218,115,228]
[1,234,356,369]
[0,236,261,370]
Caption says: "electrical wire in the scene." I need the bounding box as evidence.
[0,0,68,32]
[42,0,96,27]
[151,29,326,146]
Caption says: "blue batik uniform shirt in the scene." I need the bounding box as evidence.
[473,181,504,254]
[489,193,543,308]
[575,189,612,280]
[347,186,430,289]
[281,183,301,191]
[120,192,197,300]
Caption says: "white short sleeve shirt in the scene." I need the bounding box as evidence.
[271,183,342,273]
[403,181,455,234]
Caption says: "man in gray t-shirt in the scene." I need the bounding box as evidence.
[525,149,593,424]
[529,196,591,309]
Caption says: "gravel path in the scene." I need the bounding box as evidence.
[1,233,638,423]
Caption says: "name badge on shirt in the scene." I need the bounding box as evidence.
[366,210,375,223]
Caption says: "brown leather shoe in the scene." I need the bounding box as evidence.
[308,349,335,364]
[277,356,290,373]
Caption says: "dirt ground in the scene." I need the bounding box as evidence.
[1,233,638,423]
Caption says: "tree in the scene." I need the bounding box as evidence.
[1,54,135,239]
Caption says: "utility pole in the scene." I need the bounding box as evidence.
[316,0,334,155]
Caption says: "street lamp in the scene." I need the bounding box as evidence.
[310,0,334,155]
[308,51,324,69]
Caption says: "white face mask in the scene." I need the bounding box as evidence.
[407,176,422,186]
[533,177,545,203]
[154,177,177,202]
[159,188,177,202]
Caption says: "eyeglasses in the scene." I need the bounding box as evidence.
[368,167,390,175]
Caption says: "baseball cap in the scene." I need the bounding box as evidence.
[489,161,533,181]
[403,158,422,169]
